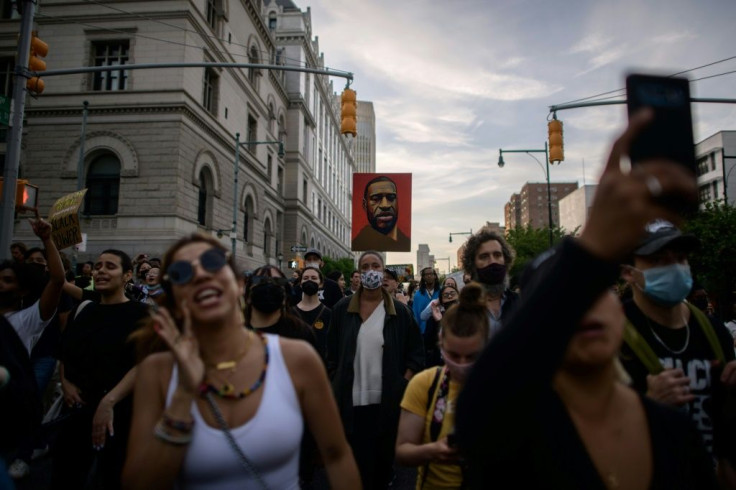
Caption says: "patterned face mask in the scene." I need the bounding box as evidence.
[361,270,384,290]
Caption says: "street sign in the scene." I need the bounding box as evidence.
[0,95,10,126]
[290,245,307,252]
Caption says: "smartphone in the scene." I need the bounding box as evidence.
[626,74,698,213]
[626,74,695,171]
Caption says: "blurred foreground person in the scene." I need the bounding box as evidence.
[456,111,716,489]
[123,234,359,489]
[396,283,488,489]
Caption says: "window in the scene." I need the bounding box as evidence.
[92,41,129,91]
[268,102,275,135]
[248,46,259,86]
[277,167,283,195]
[206,0,218,30]
[263,218,272,257]
[303,179,308,203]
[84,153,120,215]
[247,115,257,153]
[203,68,219,114]
[268,12,277,30]
[1,0,15,19]
[244,196,254,243]
[197,168,214,227]
[278,115,285,144]
[267,155,273,186]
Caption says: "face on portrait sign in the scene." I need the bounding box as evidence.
[351,173,412,252]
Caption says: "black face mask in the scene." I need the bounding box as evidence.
[476,263,507,285]
[301,280,319,296]
[250,283,285,313]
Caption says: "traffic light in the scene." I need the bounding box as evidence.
[0,178,39,209]
[340,88,357,136]
[289,257,304,269]
[548,119,564,163]
[27,31,48,94]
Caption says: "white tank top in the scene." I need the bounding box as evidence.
[166,334,303,490]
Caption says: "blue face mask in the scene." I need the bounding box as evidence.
[640,263,693,307]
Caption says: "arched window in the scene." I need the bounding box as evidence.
[197,167,214,227]
[248,46,259,85]
[84,153,120,215]
[268,102,275,135]
[268,12,277,31]
[301,230,307,247]
[263,217,272,257]
[243,195,254,243]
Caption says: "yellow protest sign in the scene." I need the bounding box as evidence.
[48,189,87,250]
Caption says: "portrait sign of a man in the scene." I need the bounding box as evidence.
[351,173,412,252]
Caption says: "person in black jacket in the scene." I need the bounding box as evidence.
[328,250,424,489]
[456,110,715,489]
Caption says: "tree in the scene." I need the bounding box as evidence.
[682,201,736,320]
[505,225,566,289]
[322,256,356,282]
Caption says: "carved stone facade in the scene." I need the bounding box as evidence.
[3,0,355,270]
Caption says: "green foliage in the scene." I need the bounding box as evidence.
[505,225,566,288]
[322,256,356,281]
[682,201,736,319]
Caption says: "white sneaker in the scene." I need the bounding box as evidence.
[8,459,30,479]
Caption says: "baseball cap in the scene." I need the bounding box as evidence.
[304,248,322,260]
[384,269,398,281]
[633,220,700,256]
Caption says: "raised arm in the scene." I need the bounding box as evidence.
[31,215,64,321]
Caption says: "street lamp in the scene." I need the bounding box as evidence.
[277,252,284,270]
[229,133,284,256]
[498,143,554,247]
[449,229,472,243]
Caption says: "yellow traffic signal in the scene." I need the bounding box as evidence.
[548,119,564,163]
[340,88,357,136]
[27,31,48,94]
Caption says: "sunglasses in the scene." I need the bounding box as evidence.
[164,248,229,285]
[249,275,289,288]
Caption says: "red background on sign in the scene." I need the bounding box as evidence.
[351,173,412,242]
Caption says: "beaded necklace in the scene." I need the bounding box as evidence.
[198,333,269,400]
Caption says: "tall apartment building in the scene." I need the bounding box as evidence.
[416,243,432,275]
[558,185,597,236]
[503,182,578,230]
[695,130,736,207]
[2,0,356,269]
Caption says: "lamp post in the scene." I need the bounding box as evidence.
[448,229,472,243]
[231,133,285,256]
[498,143,554,247]
[277,252,284,270]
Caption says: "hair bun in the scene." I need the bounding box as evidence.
[458,283,485,311]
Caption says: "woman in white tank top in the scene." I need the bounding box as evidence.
[122,234,360,489]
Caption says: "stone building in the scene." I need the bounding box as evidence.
[2,0,356,270]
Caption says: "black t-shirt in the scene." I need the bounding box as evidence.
[251,313,318,353]
[295,304,331,362]
[620,299,736,458]
[61,300,149,403]
[31,291,74,360]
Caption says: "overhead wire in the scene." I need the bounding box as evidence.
[556,54,736,107]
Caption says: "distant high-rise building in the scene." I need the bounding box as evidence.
[504,182,578,230]
[695,130,736,207]
[355,101,376,174]
[559,185,597,236]
[417,244,432,276]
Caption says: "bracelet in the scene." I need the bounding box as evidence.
[153,421,192,445]
[162,412,194,433]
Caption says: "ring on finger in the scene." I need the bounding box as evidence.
[645,175,663,197]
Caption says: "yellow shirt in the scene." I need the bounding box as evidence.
[400,367,462,490]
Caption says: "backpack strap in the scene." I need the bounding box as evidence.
[419,366,444,490]
[686,302,726,363]
[73,300,93,321]
[623,319,664,375]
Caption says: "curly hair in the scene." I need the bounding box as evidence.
[462,230,515,275]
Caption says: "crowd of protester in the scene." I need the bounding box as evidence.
[2,112,736,489]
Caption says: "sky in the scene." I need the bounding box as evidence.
[306,0,736,273]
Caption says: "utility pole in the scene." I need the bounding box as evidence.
[0,0,35,260]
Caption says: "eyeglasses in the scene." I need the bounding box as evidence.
[164,248,229,285]
[442,291,458,299]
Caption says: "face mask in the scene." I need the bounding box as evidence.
[361,270,384,290]
[249,283,285,313]
[441,349,475,384]
[304,261,320,269]
[640,263,693,307]
[301,280,319,296]
[475,263,507,285]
